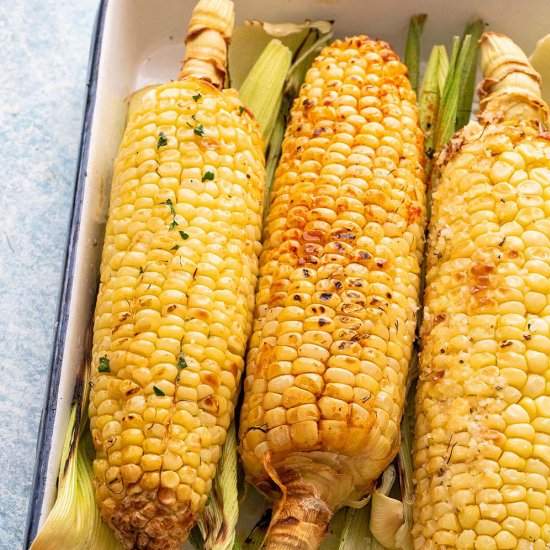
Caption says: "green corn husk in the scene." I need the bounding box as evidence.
[30,405,122,550]
[239,507,272,550]
[419,45,448,156]
[456,19,485,129]
[239,39,292,142]
[228,20,332,91]
[405,14,427,93]
[433,35,465,151]
[190,424,239,550]
[335,505,374,550]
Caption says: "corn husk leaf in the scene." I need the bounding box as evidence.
[263,112,286,218]
[29,407,121,550]
[405,14,427,93]
[530,34,550,105]
[228,20,333,90]
[419,45,447,157]
[456,19,484,129]
[325,504,374,550]
[239,39,292,142]
[240,507,272,550]
[190,423,239,550]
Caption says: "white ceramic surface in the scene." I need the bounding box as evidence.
[29,0,550,546]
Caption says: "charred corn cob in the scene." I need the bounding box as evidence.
[413,33,550,549]
[239,36,426,549]
[88,1,266,548]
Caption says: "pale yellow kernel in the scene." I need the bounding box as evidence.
[456,529,476,549]
[142,453,162,471]
[502,516,525,537]
[161,470,180,489]
[141,471,160,490]
[121,445,144,465]
[459,505,480,529]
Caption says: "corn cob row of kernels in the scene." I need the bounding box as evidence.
[239,36,426,549]
[88,1,267,548]
[413,33,550,550]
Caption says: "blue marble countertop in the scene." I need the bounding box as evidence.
[0,1,98,547]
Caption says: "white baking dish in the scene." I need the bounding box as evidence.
[24,0,550,546]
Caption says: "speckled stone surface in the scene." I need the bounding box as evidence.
[0,1,98,547]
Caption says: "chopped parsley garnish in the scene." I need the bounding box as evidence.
[191,114,198,122]
[169,219,179,231]
[193,124,205,137]
[153,385,165,396]
[157,131,168,149]
[98,355,110,373]
[179,231,189,240]
[177,351,188,369]
[164,198,176,216]
[171,245,179,251]
[202,171,215,182]
[192,93,201,102]
[239,105,245,115]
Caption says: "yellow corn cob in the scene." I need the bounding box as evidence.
[239,36,426,549]
[88,1,266,548]
[413,33,550,550]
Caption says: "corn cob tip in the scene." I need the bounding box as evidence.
[178,0,235,88]
[102,491,195,550]
[478,32,550,125]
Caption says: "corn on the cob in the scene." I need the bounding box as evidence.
[239,36,426,549]
[413,33,550,549]
[88,1,266,548]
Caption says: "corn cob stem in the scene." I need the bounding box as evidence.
[178,0,234,87]
[478,32,549,125]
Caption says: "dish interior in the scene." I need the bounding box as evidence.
[30,0,550,545]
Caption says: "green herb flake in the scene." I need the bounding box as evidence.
[191,114,198,122]
[157,131,168,149]
[153,385,165,396]
[179,230,189,240]
[177,351,188,369]
[171,245,179,251]
[98,355,111,373]
[169,219,179,231]
[239,105,245,115]
[164,198,176,216]
[202,171,215,182]
[192,93,202,102]
[193,124,205,137]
